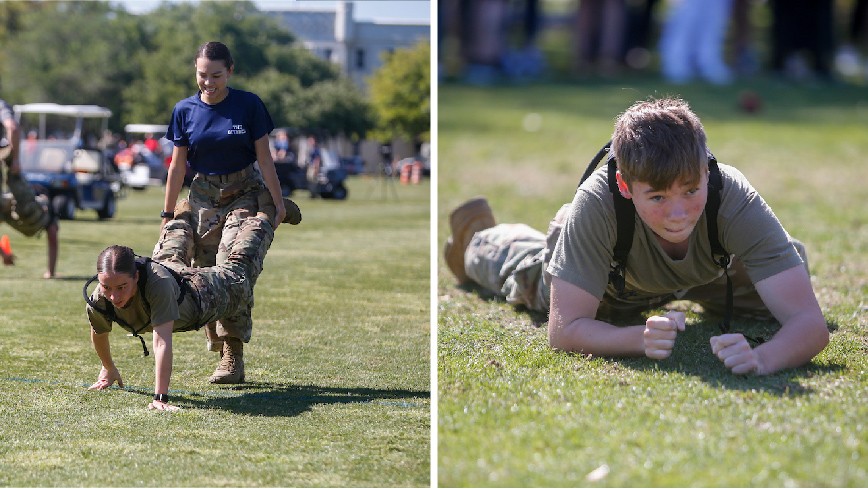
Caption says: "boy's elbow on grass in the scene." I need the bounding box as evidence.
[548,320,583,352]
[547,321,568,351]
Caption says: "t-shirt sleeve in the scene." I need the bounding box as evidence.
[718,165,804,283]
[547,186,616,299]
[166,102,189,147]
[145,268,181,327]
[248,94,275,142]
[86,292,113,334]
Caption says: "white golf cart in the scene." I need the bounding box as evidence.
[15,103,121,220]
[119,123,170,190]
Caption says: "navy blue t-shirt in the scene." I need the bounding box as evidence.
[167,88,275,175]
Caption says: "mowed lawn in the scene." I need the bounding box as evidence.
[0,177,431,487]
[438,78,867,487]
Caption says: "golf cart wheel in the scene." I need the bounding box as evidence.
[52,195,75,220]
[97,191,116,219]
[331,184,348,200]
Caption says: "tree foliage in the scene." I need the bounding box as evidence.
[368,40,430,144]
[0,0,370,137]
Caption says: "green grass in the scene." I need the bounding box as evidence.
[0,177,430,487]
[438,77,868,487]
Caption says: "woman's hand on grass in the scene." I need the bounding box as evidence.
[88,365,124,390]
[643,311,685,359]
[710,334,762,375]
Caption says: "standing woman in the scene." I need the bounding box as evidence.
[163,41,288,384]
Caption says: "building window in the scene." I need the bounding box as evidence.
[355,49,365,69]
[323,48,333,61]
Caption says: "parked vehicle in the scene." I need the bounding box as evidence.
[118,124,170,190]
[273,157,308,198]
[15,103,121,220]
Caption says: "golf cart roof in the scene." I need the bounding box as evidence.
[14,103,112,118]
[125,124,169,134]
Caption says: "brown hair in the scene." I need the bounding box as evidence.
[196,41,234,70]
[96,245,137,277]
[611,97,708,190]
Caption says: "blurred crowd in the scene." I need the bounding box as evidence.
[438,0,868,84]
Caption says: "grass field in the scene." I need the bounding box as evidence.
[437,77,868,487]
[0,177,430,487]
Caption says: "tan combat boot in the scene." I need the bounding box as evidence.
[443,197,496,283]
[209,337,245,384]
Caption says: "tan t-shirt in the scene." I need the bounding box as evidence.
[547,163,803,304]
[87,261,200,334]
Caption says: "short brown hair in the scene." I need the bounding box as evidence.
[611,97,708,190]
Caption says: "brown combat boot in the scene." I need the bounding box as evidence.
[256,193,302,226]
[208,337,245,384]
[282,198,302,225]
[443,197,496,283]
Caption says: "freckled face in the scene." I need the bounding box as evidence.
[98,271,138,309]
[196,57,232,104]
[626,173,708,245]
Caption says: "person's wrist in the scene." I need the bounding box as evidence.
[153,393,169,403]
[160,211,174,219]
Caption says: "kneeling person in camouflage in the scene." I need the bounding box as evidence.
[85,193,296,411]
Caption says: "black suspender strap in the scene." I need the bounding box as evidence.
[705,155,733,333]
[579,140,612,187]
[606,156,634,296]
[81,256,191,357]
[579,142,762,344]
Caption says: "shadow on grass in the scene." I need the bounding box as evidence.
[586,318,843,397]
[457,283,844,397]
[126,382,430,416]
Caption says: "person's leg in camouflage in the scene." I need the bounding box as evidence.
[152,199,195,269]
[205,209,276,384]
[2,171,51,237]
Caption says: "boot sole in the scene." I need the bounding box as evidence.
[283,198,302,225]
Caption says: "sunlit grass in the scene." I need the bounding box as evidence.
[437,77,868,487]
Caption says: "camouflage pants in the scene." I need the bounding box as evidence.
[464,203,808,320]
[0,171,52,237]
[152,208,275,342]
[187,165,267,268]
[464,204,570,312]
[185,165,269,340]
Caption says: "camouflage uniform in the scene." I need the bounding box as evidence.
[150,203,275,342]
[1,170,53,237]
[186,164,266,339]
[464,203,808,321]
[464,205,568,313]
[188,165,266,266]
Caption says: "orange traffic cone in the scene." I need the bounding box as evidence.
[0,234,11,256]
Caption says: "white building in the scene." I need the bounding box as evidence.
[269,1,430,92]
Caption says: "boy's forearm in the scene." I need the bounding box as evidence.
[753,312,829,375]
[549,317,647,357]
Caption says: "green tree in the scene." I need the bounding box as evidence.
[121,1,344,130]
[283,78,374,139]
[0,0,371,137]
[0,1,143,129]
[368,40,431,145]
